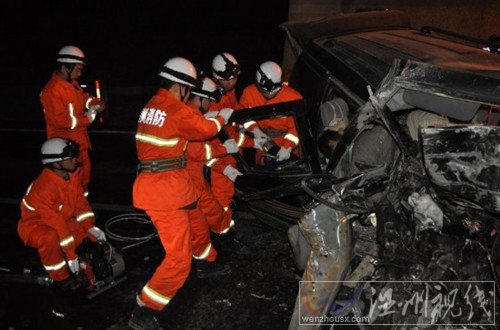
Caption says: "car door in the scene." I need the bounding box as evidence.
[224,100,315,230]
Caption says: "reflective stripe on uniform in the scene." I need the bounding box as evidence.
[22,198,36,211]
[204,144,212,161]
[142,283,171,306]
[85,97,92,109]
[76,212,94,222]
[136,133,179,147]
[69,103,77,129]
[192,243,212,260]
[207,118,222,132]
[206,158,218,167]
[60,236,75,247]
[218,219,235,234]
[44,260,67,271]
[243,120,256,129]
[237,132,245,147]
[284,133,299,145]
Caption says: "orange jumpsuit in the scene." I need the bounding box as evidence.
[239,84,303,164]
[40,72,96,191]
[185,103,233,234]
[207,89,248,219]
[133,88,226,311]
[17,168,96,281]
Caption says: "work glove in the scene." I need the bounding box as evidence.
[251,127,269,140]
[67,258,79,274]
[223,164,242,182]
[223,139,239,154]
[253,136,268,150]
[88,98,105,113]
[85,109,97,123]
[218,108,234,125]
[203,111,219,119]
[88,226,106,241]
[277,147,292,162]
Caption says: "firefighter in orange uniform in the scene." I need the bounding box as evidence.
[239,61,303,165]
[17,138,106,291]
[129,57,233,329]
[208,53,246,220]
[186,77,238,235]
[40,46,105,192]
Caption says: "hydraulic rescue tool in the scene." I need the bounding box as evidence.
[75,238,126,299]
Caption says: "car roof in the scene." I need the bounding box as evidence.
[282,10,500,88]
[317,28,500,87]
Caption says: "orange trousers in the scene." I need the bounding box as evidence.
[210,170,234,220]
[197,185,232,234]
[210,156,236,221]
[26,221,93,281]
[139,207,217,311]
[77,149,91,192]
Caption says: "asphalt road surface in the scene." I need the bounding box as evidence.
[0,127,300,329]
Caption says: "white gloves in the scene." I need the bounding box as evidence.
[251,127,268,140]
[86,109,97,123]
[88,98,105,112]
[277,147,292,162]
[88,226,106,241]
[253,136,268,150]
[250,127,270,150]
[218,108,234,125]
[67,258,79,274]
[203,111,219,119]
[223,139,239,154]
[223,165,242,182]
[204,108,233,125]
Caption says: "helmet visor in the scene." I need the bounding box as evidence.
[257,67,281,94]
[213,53,241,80]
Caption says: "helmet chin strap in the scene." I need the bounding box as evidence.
[50,161,80,179]
[199,98,209,113]
[63,64,75,83]
[179,85,191,103]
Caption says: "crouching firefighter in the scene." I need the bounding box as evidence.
[130,57,233,329]
[17,138,106,291]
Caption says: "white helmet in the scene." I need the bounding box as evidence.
[41,138,80,164]
[159,57,198,87]
[191,77,224,102]
[212,52,241,80]
[57,45,86,64]
[256,61,282,95]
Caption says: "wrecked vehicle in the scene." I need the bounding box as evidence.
[227,10,500,328]
[287,59,500,328]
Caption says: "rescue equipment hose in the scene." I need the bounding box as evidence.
[104,213,158,251]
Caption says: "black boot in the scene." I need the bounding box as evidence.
[54,276,81,291]
[212,230,253,260]
[194,260,231,279]
[128,305,161,330]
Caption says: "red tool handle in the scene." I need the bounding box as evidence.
[95,80,104,123]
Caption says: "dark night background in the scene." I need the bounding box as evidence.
[1,0,290,87]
